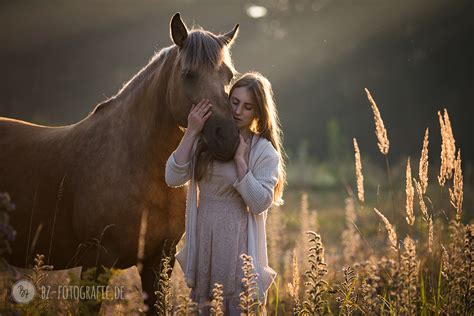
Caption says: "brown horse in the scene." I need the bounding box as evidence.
[0,13,239,309]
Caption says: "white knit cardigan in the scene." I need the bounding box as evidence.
[165,134,279,303]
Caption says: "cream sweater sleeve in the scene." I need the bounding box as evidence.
[165,152,192,187]
[233,142,280,215]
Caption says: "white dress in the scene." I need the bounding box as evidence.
[190,159,249,315]
[167,134,277,315]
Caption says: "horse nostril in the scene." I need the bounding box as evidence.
[215,127,223,138]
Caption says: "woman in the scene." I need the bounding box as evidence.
[165,72,286,315]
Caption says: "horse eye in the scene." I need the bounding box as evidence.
[183,71,197,81]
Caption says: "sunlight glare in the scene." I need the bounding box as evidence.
[246,5,268,18]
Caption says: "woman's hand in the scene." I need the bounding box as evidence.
[186,99,212,137]
[234,134,251,163]
[234,134,251,180]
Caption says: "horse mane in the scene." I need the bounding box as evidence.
[91,47,174,114]
[90,27,235,115]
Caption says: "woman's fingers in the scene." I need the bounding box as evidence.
[191,99,215,115]
[193,99,206,113]
[198,100,211,115]
[189,100,213,130]
[203,110,212,121]
[201,104,213,117]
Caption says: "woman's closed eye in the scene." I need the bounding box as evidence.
[231,98,252,110]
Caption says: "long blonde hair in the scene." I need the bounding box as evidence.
[229,72,286,205]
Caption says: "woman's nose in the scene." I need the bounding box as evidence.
[234,104,242,115]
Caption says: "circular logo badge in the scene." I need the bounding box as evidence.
[11,279,36,304]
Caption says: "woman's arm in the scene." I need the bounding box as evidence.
[165,131,196,187]
[165,99,212,187]
[173,130,199,166]
[233,143,280,215]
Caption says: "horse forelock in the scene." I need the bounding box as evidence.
[178,29,235,75]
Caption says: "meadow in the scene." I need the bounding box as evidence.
[1,88,472,315]
[159,89,473,315]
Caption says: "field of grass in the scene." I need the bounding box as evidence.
[160,90,473,315]
[1,89,472,315]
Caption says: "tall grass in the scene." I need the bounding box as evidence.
[161,90,472,315]
[1,88,472,315]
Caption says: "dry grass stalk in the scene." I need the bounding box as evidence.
[412,177,434,253]
[267,205,283,272]
[440,244,451,313]
[170,266,188,308]
[287,248,302,315]
[239,253,261,315]
[282,249,293,294]
[154,255,174,315]
[174,294,198,315]
[419,128,429,194]
[30,253,54,286]
[365,88,389,155]
[360,279,376,314]
[405,157,415,226]
[374,208,398,254]
[379,255,399,301]
[136,207,149,274]
[441,245,449,277]
[399,236,418,315]
[443,221,466,314]
[355,256,381,313]
[414,179,429,221]
[428,216,434,254]
[463,225,474,312]
[341,197,362,263]
[210,283,224,316]
[170,237,189,308]
[301,231,329,315]
[352,138,364,203]
[309,209,319,234]
[336,266,358,315]
[353,138,365,203]
[449,149,463,223]
[19,254,54,313]
[437,109,456,186]
[299,192,310,272]
[357,255,398,310]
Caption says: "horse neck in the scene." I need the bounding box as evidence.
[115,47,183,165]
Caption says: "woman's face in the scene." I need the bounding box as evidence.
[230,86,257,130]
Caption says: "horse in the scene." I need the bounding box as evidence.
[0,13,240,311]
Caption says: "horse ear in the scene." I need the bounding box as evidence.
[220,24,239,47]
[170,13,188,47]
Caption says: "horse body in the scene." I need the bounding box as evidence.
[1,118,78,266]
[0,13,239,310]
[1,86,185,269]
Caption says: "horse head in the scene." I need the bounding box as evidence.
[166,13,240,161]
